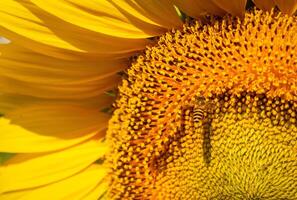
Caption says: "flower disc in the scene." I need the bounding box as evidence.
[107,10,297,199]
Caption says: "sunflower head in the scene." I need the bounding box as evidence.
[1,1,297,200]
[106,9,297,199]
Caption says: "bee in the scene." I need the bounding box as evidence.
[193,96,209,126]
[193,96,214,165]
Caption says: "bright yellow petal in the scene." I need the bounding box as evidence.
[111,0,182,28]
[0,0,150,59]
[0,137,108,193]
[0,164,108,200]
[0,93,113,114]
[174,0,226,17]
[80,181,108,200]
[274,0,297,15]
[0,0,79,51]
[0,43,123,99]
[212,0,247,16]
[253,0,276,11]
[0,72,120,100]
[0,105,109,153]
[30,0,178,39]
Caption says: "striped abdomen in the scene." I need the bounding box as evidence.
[193,107,205,123]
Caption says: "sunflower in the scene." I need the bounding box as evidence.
[0,0,297,199]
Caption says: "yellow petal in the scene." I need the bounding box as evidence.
[0,137,108,193]
[81,181,108,200]
[0,1,79,51]
[0,164,108,200]
[0,105,109,153]
[253,0,276,11]
[174,0,226,17]
[0,43,124,99]
[111,0,182,28]
[212,0,247,16]
[0,0,149,59]
[31,0,176,39]
[0,93,114,114]
[0,72,120,100]
[274,0,297,15]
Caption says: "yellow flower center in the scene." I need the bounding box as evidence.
[106,10,297,199]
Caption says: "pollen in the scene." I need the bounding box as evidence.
[106,10,297,199]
